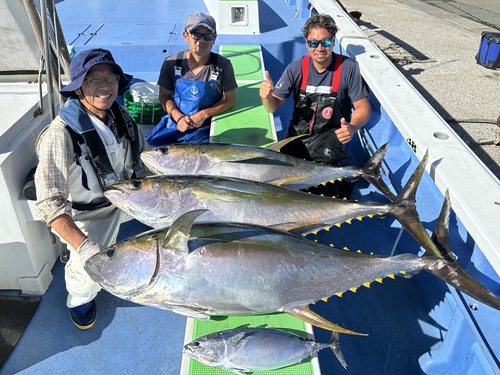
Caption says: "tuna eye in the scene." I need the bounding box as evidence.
[131,180,142,189]
[159,146,168,155]
[193,341,200,347]
[105,247,116,259]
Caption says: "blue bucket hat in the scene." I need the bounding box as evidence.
[60,48,133,98]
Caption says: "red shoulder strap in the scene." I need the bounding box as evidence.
[300,54,343,92]
[300,55,309,91]
[331,53,343,93]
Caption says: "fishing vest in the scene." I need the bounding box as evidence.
[286,54,349,165]
[146,52,220,146]
[58,99,141,211]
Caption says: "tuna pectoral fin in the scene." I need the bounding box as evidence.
[270,221,330,236]
[426,259,500,310]
[265,175,310,187]
[266,134,308,152]
[167,306,211,320]
[284,306,367,336]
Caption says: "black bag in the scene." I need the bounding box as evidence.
[281,131,350,166]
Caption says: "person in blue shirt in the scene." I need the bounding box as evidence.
[147,12,238,146]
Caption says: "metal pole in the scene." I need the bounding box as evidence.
[23,0,59,118]
[40,0,55,119]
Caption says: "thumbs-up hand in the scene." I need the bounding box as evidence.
[335,118,353,144]
[259,71,275,99]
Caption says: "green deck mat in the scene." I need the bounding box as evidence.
[211,83,275,147]
[187,314,317,374]
[220,45,265,81]
[210,45,276,147]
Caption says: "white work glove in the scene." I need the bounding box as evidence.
[77,238,101,265]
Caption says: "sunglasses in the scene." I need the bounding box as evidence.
[190,31,216,41]
[306,38,333,49]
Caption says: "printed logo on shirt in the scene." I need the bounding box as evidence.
[322,107,333,119]
[190,85,199,96]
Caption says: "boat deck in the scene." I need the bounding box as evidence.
[1,0,500,374]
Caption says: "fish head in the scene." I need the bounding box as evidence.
[140,145,199,175]
[103,177,180,227]
[183,333,227,367]
[84,231,160,295]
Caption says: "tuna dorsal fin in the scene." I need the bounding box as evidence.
[265,134,308,152]
[163,209,208,253]
[284,306,367,336]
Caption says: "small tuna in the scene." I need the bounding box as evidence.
[183,325,347,374]
[140,140,396,200]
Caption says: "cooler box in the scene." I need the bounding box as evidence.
[475,31,500,69]
[123,82,163,136]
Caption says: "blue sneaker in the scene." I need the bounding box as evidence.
[69,300,96,330]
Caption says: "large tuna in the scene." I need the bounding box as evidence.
[140,141,396,200]
[84,202,500,335]
[104,152,445,259]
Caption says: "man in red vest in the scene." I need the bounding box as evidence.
[260,13,371,173]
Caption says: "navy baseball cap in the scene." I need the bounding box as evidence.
[60,48,133,98]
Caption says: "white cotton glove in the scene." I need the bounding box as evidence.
[77,238,101,265]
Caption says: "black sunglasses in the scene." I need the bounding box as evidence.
[306,38,333,49]
[190,31,216,41]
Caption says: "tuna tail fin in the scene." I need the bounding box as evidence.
[425,258,500,310]
[360,143,397,202]
[329,331,348,369]
[423,191,500,310]
[429,189,456,261]
[390,151,444,258]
